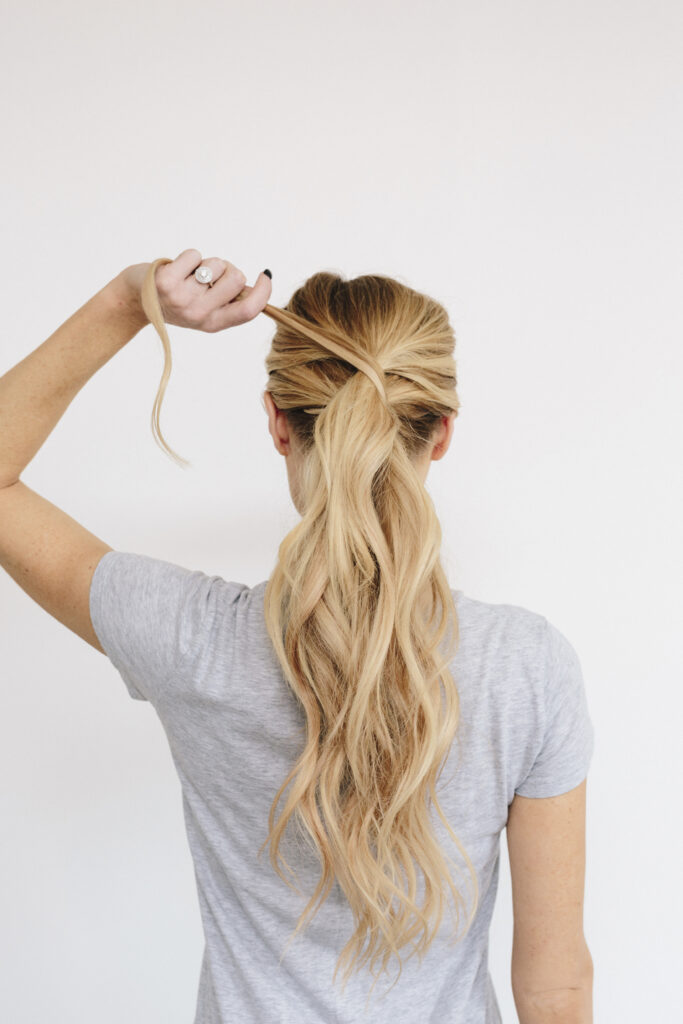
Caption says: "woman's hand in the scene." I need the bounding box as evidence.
[118,248,273,334]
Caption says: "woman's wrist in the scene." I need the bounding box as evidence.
[103,264,152,329]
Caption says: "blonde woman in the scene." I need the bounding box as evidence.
[0,249,595,1023]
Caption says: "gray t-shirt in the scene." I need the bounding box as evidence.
[89,550,595,1024]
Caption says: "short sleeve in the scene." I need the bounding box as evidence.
[89,550,229,703]
[514,619,596,798]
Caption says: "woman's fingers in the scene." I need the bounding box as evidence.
[204,271,273,332]
[162,248,206,286]
[153,249,271,332]
[200,260,247,303]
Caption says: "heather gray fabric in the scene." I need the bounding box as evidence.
[89,550,595,1024]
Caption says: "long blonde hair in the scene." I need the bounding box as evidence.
[141,262,479,1001]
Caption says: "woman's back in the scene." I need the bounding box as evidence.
[89,548,594,1024]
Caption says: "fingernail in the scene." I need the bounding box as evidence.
[263,268,272,279]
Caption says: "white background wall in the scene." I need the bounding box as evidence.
[1,1,681,1020]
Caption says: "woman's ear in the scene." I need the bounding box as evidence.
[431,413,456,461]
[263,390,291,456]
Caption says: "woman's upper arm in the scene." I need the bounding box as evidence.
[0,480,112,653]
[506,778,593,1001]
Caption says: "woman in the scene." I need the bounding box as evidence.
[0,249,595,1023]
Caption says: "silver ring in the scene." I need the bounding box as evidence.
[194,265,214,286]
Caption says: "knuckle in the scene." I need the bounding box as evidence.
[155,268,173,294]
[228,266,247,288]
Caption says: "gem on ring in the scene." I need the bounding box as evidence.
[194,265,213,286]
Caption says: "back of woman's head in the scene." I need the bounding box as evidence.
[258,272,479,1000]
[143,265,479,1002]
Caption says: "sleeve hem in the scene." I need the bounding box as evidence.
[514,765,591,799]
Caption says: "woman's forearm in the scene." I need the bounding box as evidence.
[0,273,149,488]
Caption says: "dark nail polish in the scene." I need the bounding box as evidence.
[263,268,272,279]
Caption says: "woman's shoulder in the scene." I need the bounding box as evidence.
[451,586,549,641]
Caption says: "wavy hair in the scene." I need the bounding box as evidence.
[140,261,479,1002]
